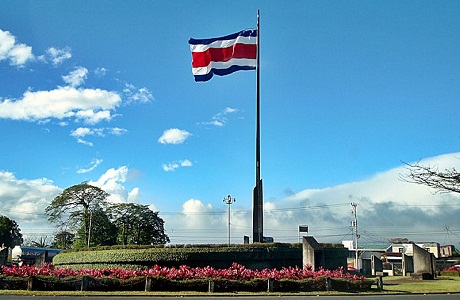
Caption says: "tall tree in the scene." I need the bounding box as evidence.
[51,230,75,249]
[45,182,109,248]
[108,203,169,245]
[0,216,23,248]
[74,209,117,247]
[401,162,460,194]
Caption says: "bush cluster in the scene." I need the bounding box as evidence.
[53,244,303,269]
[1,263,365,281]
[0,263,373,292]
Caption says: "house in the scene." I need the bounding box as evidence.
[440,245,456,258]
[342,240,388,272]
[388,242,440,258]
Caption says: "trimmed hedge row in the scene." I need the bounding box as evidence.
[53,243,303,270]
[0,275,374,292]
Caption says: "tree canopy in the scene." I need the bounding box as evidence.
[51,230,75,249]
[108,203,170,245]
[401,161,460,194]
[74,208,118,248]
[46,182,109,248]
[47,183,170,248]
[0,215,23,248]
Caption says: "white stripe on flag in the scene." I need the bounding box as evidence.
[190,35,257,53]
[191,58,256,76]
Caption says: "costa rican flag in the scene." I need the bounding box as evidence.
[189,29,257,82]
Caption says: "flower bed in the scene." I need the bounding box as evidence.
[0,263,373,292]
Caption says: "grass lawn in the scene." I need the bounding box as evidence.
[382,275,460,294]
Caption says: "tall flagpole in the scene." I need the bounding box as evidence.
[253,10,263,243]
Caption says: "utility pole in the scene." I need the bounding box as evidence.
[351,202,359,270]
[223,195,236,246]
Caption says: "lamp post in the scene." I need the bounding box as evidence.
[223,194,236,246]
[351,202,359,270]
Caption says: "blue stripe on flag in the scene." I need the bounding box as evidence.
[194,65,256,82]
[189,30,257,46]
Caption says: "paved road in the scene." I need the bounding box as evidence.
[1,295,459,300]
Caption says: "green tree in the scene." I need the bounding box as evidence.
[45,182,109,248]
[74,209,117,247]
[108,203,169,245]
[51,230,75,249]
[0,215,23,248]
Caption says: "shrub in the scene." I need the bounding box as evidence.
[0,263,371,292]
[0,275,28,290]
[53,244,303,270]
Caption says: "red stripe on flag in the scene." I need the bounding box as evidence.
[192,43,256,68]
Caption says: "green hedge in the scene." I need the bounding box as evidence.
[53,243,303,270]
[0,275,374,292]
[0,275,28,290]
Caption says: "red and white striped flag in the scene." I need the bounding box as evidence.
[188,30,257,82]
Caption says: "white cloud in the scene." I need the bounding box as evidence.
[0,29,34,66]
[128,187,140,203]
[94,67,108,77]
[77,158,103,174]
[163,198,247,244]
[258,153,460,244]
[70,127,93,138]
[90,166,139,204]
[180,159,192,167]
[45,47,71,65]
[2,153,460,245]
[0,167,142,239]
[162,159,193,172]
[9,43,33,66]
[0,171,61,234]
[70,126,127,145]
[75,109,113,124]
[199,107,239,127]
[123,83,153,104]
[223,107,238,114]
[180,199,220,229]
[162,163,178,172]
[158,128,191,144]
[0,30,15,59]
[62,66,88,87]
[109,127,128,135]
[162,153,460,245]
[76,138,93,147]
[0,86,121,124]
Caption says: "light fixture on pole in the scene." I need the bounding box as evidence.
[223,194,236,246]
[351,202,359,270]
[298,225,308,242]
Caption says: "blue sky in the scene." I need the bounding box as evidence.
[1,1,460,246]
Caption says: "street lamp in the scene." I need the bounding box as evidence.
[223,194,236,246]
